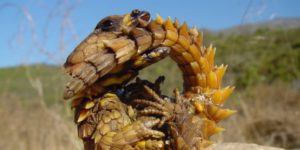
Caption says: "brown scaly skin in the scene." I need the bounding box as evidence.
[75,92,166,150]
[63,10,170,100]
[65,10,169,150]
[64,9,236,149]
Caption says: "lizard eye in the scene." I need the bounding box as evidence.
[95,19,115,31]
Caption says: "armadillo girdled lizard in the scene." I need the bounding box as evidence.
[63,9,235,150]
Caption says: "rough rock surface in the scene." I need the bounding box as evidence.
[207,143,284,150]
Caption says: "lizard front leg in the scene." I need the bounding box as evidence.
[133,85,180,128]
[131,46,170,69]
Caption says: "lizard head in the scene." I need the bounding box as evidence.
[94,9,151,33]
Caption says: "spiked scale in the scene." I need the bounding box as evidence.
[63,9,235,150]
[149,16,236,144]
[161,17,235,148]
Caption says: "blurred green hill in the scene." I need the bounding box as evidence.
[207,27,300,88]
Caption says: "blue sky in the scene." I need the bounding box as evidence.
[0,0,300,67]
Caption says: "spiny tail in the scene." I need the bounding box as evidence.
[150,15,236,147]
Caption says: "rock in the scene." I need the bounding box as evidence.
[206,143,284,150]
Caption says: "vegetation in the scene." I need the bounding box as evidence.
[209,28,300,88]
[1,27,299,149]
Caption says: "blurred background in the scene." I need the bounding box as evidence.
[0,0,299,149]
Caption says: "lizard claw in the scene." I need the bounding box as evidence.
[133,85,175,128]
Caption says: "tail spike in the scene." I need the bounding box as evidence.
[189,26,199,37]
[164,17,176,31]
[202,119,217,138]
[205,44,216,70]
[198,57,210,74]
[212,86,234,105]
[213,86,234,104]
[214,109,236,122]
[195,31,203,48]
[207,105,236,122]
[178,22,191,49]
[206,105,219,117]
[180,22,189,36]
[212,90,223,105]
[207,71,218,89]
[163,17,178,46]
[196,73,207,87]
[207,126,224,138]
[188,44,201,59]
[174,18,181,28]
[155,14,165,25]
[215,64,227,86]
